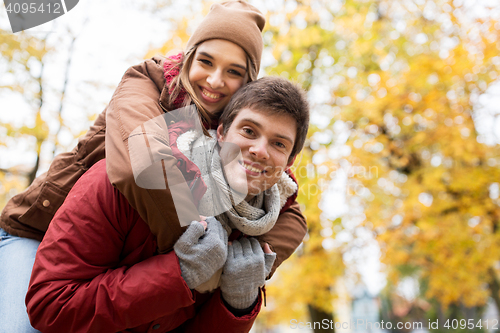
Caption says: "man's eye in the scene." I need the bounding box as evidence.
[243,128,254,135]
[275,142,286,149]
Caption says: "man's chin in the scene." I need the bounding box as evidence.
[226,180,248,198]
[246,186,266,197]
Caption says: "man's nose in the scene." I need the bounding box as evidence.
[249,139,269,160]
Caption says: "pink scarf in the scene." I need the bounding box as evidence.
[163,53,187,109]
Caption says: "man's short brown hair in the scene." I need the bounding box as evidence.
[219,76,310,163]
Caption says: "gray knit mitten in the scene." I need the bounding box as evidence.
[174,217,228,289]
[220,238,276,309]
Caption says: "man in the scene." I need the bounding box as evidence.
[26,77,309,332]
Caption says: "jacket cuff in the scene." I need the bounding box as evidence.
[222,294,259,317]
[219,288,262,318]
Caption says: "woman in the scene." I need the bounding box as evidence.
[0,1,307,331]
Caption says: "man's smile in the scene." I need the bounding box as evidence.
[238,161,266,175]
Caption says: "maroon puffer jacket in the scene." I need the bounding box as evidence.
[26,159,261,333]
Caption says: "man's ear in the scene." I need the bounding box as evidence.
[286,155,296,169]
[216,123,224,142]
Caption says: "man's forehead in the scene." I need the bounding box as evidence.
[233,107,296,143]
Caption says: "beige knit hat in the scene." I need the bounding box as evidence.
[186,1,266,74]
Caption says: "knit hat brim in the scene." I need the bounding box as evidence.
[186,1,266,74]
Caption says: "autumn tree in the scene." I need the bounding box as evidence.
[0,28,49,207]
[333,0,500,318]
[0,14,88,210]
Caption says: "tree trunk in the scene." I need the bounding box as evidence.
[488,267,500,316]
[307,304,335,333]
[437,303,445,330]
[27,153,40,186]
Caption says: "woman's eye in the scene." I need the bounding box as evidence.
[229,69,243,77]
[199,59,212,66]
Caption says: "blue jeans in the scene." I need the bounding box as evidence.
[0,228,41,333]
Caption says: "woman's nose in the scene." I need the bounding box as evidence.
[206,70,224,89]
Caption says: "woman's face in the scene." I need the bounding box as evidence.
[188,39,248,115]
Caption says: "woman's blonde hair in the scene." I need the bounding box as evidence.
[165,43,258,133]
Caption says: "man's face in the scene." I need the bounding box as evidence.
[217,107,296,201]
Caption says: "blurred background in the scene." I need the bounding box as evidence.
[1,0,500,332]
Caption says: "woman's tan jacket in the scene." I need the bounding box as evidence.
[0,56,307,276]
